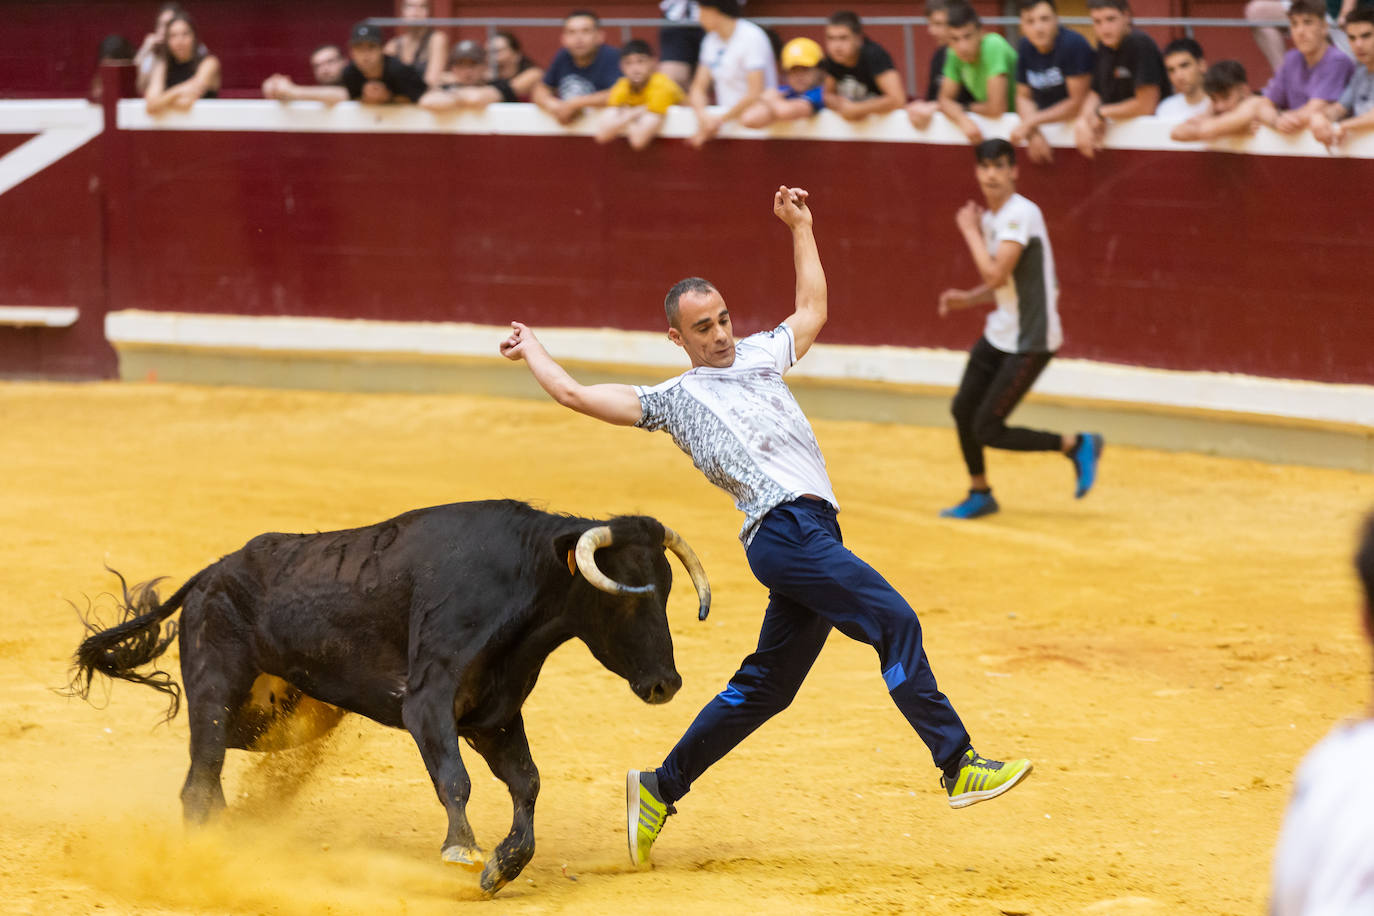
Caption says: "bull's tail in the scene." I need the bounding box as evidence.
[67,566,207,722]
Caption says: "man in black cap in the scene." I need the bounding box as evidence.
[264,21,427,104]
[420,39,519,111]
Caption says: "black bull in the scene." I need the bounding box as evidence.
[70,499,710,896]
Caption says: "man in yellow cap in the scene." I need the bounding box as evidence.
[741,37,828,127]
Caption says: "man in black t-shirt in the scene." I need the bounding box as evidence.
[820,11,906,119]
[907,0,974,127]
[263,22,427,105]
[1072,0,1166,158]
[420,39,518,111]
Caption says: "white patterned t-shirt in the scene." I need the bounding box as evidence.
[635,324,838,545]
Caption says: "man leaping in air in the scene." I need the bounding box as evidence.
[500,186,1032,869]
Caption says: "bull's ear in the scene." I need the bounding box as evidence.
[553,530,582,576]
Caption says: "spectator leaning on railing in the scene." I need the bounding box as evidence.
[1073,0,1167,159]
[594,38,684,148]
[1170,59,1259,141]
[264,23,426,105]
[487,31,544,101]
[741,37,827,128]
[1252,0,1355,135]
[687,0,778,147]
[135,3,186,95]
[1155,37,1210,122]
[907,0,976,127]
[420,40,519,112]
[819,11,906,121]
[1009,0,1094,164]
[928,2,1018,145]
[144,12,220,114]
[532,10,622,125]
[386,0,450,88]
[1311,6,1374,146]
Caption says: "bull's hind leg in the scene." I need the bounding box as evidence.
[401,687,484,870]
[179,602,259,823]
[468,715,539,897]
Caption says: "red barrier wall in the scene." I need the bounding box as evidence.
[90,126,1370,385]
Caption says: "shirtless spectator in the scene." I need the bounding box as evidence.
[1252,0,1356,134]
[1311,6,1374,146]
[386,0,450,88]
[1155,38,1210,122]
[264,23,427,105]
[927,2,1018,144]
[1170,60,1262,141]
[820,11,906,121]
[686,0,778,147]
[261,44,345,99]
[1073,0,1167,158]
[532,11,622,125]
[1009,0,1094,163]
[134,3,185,94]
[144,12,220,114]
[488,31,544,101]
[420,40,518,112]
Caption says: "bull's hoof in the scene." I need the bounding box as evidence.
[478,863,508,898]
[441,844,485,871]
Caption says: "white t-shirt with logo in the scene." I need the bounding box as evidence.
[981,193,1063,354]
[1271,717,1374,916]
[635,324,837,545]
[699,18,778,109]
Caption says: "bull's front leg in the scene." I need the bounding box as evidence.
[467,714,540,897]
[400,685,484,870]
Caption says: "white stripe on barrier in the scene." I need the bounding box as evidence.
[0,306,79,327]
[0,102,103,198]
[104,309,1374,428]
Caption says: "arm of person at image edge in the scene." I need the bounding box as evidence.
[497,186,825,424]
[937,201,1022,316]
[1074,36,1164,157]
[1311,80,1374,145]
[823,45,906,120]
[1009,33,1093,163]
[1254,49,1356,134]
[688,60,770,146]
[532,47,619,125]
[145,53,221,114]
[939,35,1016,145]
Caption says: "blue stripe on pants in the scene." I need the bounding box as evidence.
[655,499,971,804]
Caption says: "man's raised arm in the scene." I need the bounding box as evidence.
[775,186,827,361]
[499,322,643,426]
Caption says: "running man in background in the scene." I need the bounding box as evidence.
[499,186,1033,868]
[937,139,1102,519]
[1270,510,1374,915]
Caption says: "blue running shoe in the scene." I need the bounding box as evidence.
[1071,433,1104,498]
[939,490,999,519]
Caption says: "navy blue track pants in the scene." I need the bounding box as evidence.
[654,498,971,805]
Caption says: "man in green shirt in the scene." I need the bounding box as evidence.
[937,1,1018,144]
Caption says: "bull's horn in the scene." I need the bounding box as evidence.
[663,526,712,621]
[574,526,656,597]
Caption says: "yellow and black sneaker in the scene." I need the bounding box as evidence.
[941,749,1033,808]
[627,769,675,867]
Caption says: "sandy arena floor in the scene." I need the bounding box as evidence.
[2,380,1372,916]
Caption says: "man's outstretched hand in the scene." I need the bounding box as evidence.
[773,185,812,229]
[499,321,540,361]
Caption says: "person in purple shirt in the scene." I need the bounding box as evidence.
[1254,0,1355,133]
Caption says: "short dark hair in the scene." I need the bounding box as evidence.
[1163,36,1204,60]
[1017,0,1057,12]
[697,0,742,16]
[974,137,1015,165]
[97,34,135,63]
[1358,512,1374,623]
[1287,0,1326,18]
[1086,0,1130,12]
[565,9,601,25]
[925,0,951,15]
[494,30,524,53]
[1346,4,1374,26]
[1202,59,1248,95]
[945,1,981,29]
[621,38,655,57]
[311,43,342,58]
[828,10,864,33]
[664,278,716,328]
